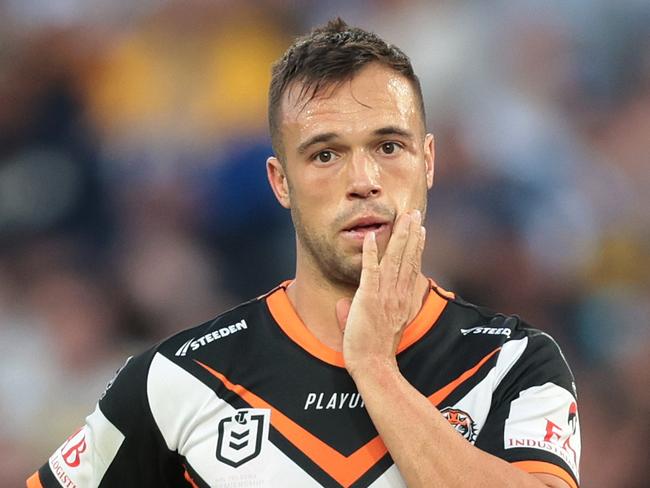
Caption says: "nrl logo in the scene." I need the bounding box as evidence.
[216,409,269,468]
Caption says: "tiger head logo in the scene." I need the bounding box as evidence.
[440,407,477,443]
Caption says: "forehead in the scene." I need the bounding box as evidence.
[279,63,422,147]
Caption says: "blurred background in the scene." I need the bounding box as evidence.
[1,0,648,486]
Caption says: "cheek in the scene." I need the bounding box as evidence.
[385,165,428,209]
[293,169,341,209]
[289,184,333,230]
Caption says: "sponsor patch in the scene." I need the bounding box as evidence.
[48,405,125,487]
[504,383,580,477]
[61,427,87,468]
[303,392,365,410]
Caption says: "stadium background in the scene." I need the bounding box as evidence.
[1,1,648,486]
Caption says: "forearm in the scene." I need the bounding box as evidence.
[350,359,550,488]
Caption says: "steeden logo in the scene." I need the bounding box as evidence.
[460,326,511,338]
[176,319,248,357]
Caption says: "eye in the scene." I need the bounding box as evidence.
[315,151,334,163]
[379,141,401,155]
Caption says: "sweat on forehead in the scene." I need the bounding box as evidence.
[278,64,424,142]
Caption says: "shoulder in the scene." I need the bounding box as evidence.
[103,290,275,398]
[436,289,576,395]
[442,290,567,350]
[153,290,275,361]
[97,291,277,423]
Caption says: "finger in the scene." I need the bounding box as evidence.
[396,210,424,292]
[380,212,412,288]
[360,230,380,292]
[335,297,352,331]
[407,225,426,318]
[409,223,427,294]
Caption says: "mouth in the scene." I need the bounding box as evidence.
[341,216,391,241]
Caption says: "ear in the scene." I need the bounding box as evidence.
[266,156,291,208]
[423,133,435,189]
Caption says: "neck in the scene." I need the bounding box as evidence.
[286,253,430,352]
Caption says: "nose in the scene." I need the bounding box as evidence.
[346,152,381,200]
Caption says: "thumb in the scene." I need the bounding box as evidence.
[335,298,352,332]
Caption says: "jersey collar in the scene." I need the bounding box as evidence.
[265,278,451,368]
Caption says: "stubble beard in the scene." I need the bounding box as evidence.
[292,205,363,287]
[288,179,428,289]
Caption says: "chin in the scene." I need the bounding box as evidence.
[323,257,362,288]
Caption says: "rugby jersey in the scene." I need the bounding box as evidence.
[28,280,581,488]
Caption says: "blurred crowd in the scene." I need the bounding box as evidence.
[0,0,648,486]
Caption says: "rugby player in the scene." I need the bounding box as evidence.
[28,18,580,488]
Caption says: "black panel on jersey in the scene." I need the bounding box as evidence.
[399,299,515,406]
[349,455,395,488]
[491,325,576,403]
[37,463,59,488]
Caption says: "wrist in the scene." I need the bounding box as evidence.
[345,355,400,382]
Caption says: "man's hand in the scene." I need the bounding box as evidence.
[334,209,570,488]
[336,209,426,375]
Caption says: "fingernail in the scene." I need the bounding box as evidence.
[413,209,422,223]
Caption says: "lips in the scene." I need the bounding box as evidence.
[341,215,391,241]
[343,216,390,231]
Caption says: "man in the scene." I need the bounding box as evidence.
[28,19,580,488]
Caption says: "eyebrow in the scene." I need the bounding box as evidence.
[372,126,415,140]
[297,132,339,155]
[296,126,416,155]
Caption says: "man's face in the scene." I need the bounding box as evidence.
[268,63,434,286]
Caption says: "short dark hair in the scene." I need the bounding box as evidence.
[268,17,425,159]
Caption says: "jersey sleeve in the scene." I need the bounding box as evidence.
[474,329,581,488]
[26,349,187,488]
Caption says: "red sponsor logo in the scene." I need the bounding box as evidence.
[508,403,579,470]
[61,427,87,468]
[543,418,577,466]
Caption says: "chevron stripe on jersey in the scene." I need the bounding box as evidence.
[29,280,580,488]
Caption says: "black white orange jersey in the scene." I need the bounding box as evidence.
[28,280,581,488]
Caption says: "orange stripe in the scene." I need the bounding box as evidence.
[428,347,501,405]
[397,280,449,352]
[196,360,381,487]
[183,468,200,488]
[430,278,456,300]
[265,279,449,367]
[513,461,578,488]
[196,346,499,486]
[26,472,43,488]
[266,282,345,366]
